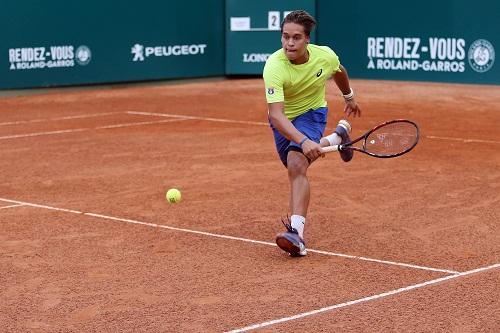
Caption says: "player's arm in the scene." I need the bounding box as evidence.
[333,64,361,118]
[268,102,324,160]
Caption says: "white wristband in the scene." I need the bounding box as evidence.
[342,88,354,101]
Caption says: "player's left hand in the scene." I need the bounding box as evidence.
[344,99,361,118]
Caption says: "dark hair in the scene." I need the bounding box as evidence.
[281,10,317,36]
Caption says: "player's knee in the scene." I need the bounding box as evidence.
[287,156,307,177]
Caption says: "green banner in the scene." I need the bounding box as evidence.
[317,0,499,84]
[1,0,225,89]
[225,0,316,75]
[2,0,498,89]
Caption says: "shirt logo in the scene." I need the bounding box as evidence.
[316,68,323,77]
[267,87,275,95]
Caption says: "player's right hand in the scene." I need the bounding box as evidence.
[301,139,325,161]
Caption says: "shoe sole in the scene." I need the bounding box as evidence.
[276,233,303,256]
[336,121,354,162]
[339,147,353,162]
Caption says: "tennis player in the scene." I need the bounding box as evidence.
[263,10,361,257]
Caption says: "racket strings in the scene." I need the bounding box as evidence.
[364,122,418,156]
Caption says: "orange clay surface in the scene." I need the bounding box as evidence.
[1,78,499,332]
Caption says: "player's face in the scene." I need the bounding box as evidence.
[281,22,310,64]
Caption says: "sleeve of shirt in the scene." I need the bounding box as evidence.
[263,59,285,103]
[321,45,341,74]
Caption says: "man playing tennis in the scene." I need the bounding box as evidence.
[263,10,361,257]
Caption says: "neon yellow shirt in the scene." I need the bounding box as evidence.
[263,44,341,120]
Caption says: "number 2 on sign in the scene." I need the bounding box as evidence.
[268,11,280,30]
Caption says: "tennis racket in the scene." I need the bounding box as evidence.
[322,119,419,158]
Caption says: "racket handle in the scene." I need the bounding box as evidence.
[321,145,340,154]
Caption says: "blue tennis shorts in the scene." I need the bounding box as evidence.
[269,107,328,167]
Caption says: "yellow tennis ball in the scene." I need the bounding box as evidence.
[166,188,181,204]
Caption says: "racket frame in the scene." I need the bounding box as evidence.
[322,119,420,158]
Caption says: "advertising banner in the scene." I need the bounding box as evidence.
[317,0,499,84]
[0,1,225,89]
[1,0,498,89]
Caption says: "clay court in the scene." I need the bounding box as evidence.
[1,78,499,332]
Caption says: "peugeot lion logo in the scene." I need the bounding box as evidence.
[131,44,145,62]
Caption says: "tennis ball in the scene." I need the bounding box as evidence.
[166,188,181,204]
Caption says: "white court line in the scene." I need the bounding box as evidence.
[226,262,500,333]
[126,111,268,126]
[309,249,457,274]
[0,198,82,214]
[425,135,500,144]
[3,110,498,145]
[95,118,186,129]
[0,203,25,210]
[0,112,123,126]
[128,111,500,145]
[0,197,457,274]
[0,118,187,140]
[0,128,89,139]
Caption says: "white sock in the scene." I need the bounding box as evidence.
[290,215,306,239]
[323,132,342,146]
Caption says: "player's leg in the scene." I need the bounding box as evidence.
[287,150,309,239]
[287,150,310,218]
[321,119,353,162]
[274,108,328,256]
[275,150,309,256]
[320,119,351,147]
[269,118,307,252]
[269,122,307,255]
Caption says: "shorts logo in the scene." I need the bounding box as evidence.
[267,87,275,95]
[468,39,495,73]
[316,68,323,77]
